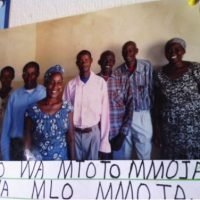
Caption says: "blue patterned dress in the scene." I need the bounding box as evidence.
[25,101,73,160]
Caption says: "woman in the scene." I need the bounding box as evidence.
[154,38,200,159]
[24,65,75,160]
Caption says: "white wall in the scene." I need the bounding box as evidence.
[8,0,158,27]
[1,0,200,87]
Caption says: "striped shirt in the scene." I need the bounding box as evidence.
[108,59,153,138]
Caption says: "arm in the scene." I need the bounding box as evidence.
[152,71,162,147]
[119,77,133,136]
[63,82,72,103]
[24,116,33,150]
[1,96,12,160]
[67,112,75,160]
[109,77,133,151]
[106,73,133,151]
[24,114,39,160]
[148,62,154,109]
[99,81,111,153]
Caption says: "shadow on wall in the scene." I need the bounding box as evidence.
[146,41,167,70]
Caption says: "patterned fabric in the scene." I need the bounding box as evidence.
[44,65,64,83]
[115,60,153,111]
[165,38,186,50]
[108,59,153,138]
[107,70,133,138]
[154,62,200,159]
[25,101,72,160]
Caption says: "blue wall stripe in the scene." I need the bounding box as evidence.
[4,0,11,28]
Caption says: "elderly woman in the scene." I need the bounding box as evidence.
[24,65,75,160]
[154,38,200,159]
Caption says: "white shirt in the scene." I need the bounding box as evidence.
[63,71,111,153]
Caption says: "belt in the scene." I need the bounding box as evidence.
[75,127,92,134]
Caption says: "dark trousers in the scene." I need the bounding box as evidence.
[10,138,24,160]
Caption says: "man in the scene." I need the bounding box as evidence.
[1,61,46,160]
[97,50,115,81]
[109,41,153,160]
[63,50,111,160]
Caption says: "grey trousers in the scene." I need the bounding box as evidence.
[75,124,100,160]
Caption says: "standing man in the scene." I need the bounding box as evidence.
[109,41,153,160]
[1,61,46,160]
[63,50,111,160]
[97,50,116,81]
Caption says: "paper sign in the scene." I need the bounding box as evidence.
[0,160,200,199]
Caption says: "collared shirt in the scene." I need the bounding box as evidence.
[108,59,153,138]
[1,84,46,160]
[107,72,133,138]
[63,71,111,153]
[97,72,110,82]
[115,59,153,111]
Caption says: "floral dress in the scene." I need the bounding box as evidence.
[25,101,73,160]
[154,62,200,159]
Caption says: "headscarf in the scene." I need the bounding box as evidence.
[165,38,186,50]
[44,65,64,83]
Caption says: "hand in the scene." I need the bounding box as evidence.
[24,149,36,161]
[110,133,126,151]
[152,126,162,148]
[99,152,112,160]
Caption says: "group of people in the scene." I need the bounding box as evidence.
[0,37,200,161]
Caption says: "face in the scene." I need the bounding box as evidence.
[103,54,115,68]
[76,54,92,74]
[165,43,185,64]
[23,66,39,89]
[0,70,13,88]
[122,43,138,64]
[46,73,63,99]
[101,54,115,74]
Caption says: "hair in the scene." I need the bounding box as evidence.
[23,61,40,74]
[122,41,137,54]
[165,38,186,52]
[76,50,92,61]
[0,66,15,79]
[44,65,64,86]
[98,50,115,67]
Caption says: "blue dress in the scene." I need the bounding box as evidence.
[25,101,73,160]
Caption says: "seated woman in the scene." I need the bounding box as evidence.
[24,65,75,160]
[154,38,200,159]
